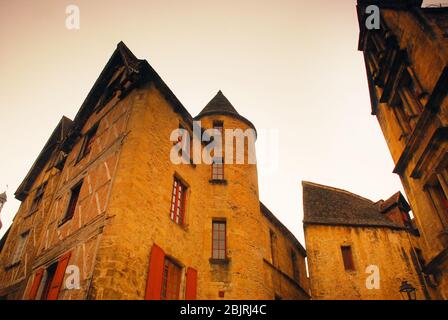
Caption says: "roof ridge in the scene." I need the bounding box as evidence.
[302,181,374,204]
[302,181,404,229]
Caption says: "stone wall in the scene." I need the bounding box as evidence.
[305,224,425,300]
[359,4,448,299]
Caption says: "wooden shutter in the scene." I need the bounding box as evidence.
[185,267,198,300]
[145,244,166,300]
[46,252,71,300]
[27,268,44,300]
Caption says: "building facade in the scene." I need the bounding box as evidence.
[303,181,429,300]
[357,0,448,299]
[0,42,309,300]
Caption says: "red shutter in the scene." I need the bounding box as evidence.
[27,268,45,300]
[145,244,166,300]
[185,267,198,300]
[46,252,71,300]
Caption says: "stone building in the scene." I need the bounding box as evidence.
[357,0,448,299]
[303,181,429,300]
[0,42,309,300]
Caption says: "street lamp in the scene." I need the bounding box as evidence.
[399,281,417,300]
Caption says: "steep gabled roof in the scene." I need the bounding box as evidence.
[302,181,403,229]
[62,41,193,153]
[16,42,196,201]
[15,116,73,201]
[195,91,256,132]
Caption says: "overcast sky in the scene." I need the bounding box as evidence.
[0,0,441,243]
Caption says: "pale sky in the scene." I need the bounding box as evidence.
[0,0,441,243]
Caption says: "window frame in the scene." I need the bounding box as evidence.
[160,257,182,300]
[270,230,277,266]
[76,123,99,163]
[211,157,225,181]
[425,173,448,229]
[29,182,47,214]
[211,220,227,261]
[211,121,225,181]
[290,249,300,282]
[341,245,355,271]
[60,181,83,225]
[170,177,187,226]
[11,230,30,264]
[39,262,58,300]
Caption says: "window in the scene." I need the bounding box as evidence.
[341,246,355,271]
[177,123,192,162]
[77,124,98,161]
[426,173,448,227]
[211,158,224,180]
[432,179,448,213]
[213,120,224,135]
[291,249,300,282]
[392,101,412,140]
[170,177,187,225]
[161,258,182,300]
[270,230,277,266]
[212,220,226,260]
[40,262,58,300]
[29,182,47,213]
[62,181,83,223]
[11,231,29,264]
[414,248,426,269]
[210,121,224,181]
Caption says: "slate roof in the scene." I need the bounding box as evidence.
[15,116,73,201]
[302,181,404,229]
[195,91,256,131]
[196,91,240,118]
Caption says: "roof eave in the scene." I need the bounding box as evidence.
[260,202,307,257]
[303,220,407,231]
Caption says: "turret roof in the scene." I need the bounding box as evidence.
[195,90,256,132]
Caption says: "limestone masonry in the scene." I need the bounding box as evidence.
[1,0,448,300]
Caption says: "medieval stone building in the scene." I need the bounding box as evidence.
[303,181,429,300]
[0,42,309,300]
[357,0,448,299]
